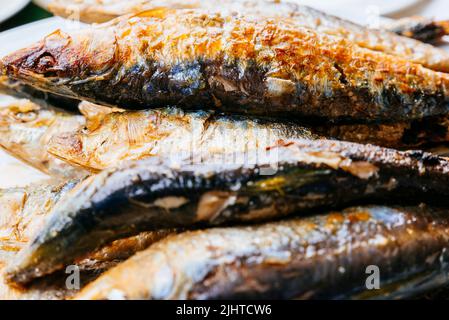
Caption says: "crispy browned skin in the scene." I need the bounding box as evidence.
[76,205,449,300]
[75,230,178,271]
[0,95,88,179]
[38,0,449,72]
[8,138,449,284]
[3,10,449,122]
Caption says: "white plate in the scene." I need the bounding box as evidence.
[0,0,30,24]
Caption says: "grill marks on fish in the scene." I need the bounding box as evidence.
[0,95,88,179]
[3,10,449,122]
[75,205,449,300]
[7,139,449,284]
[38,0,449,72]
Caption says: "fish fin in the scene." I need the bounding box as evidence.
[78,101,124,131]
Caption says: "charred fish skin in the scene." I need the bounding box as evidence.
[40,1,449,72]
[75,205,449,300]
[0,94,88,179]
[3,11,449,122]
[48,103,319,172]
[7,139,449,284]
[385,17,449,45]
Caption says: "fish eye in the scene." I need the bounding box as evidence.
[13,111,37,122]
[36,54,57,71]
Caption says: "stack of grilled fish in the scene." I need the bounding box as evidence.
[2,0,449,300]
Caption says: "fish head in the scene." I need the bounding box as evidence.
[48,102,155,171]
[0,97,55,135]
[0,26,118,100]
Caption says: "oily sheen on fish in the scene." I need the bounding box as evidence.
[36,0,449,72]
[76,205,449,300]
[7,139,449,284]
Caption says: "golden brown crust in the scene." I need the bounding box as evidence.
[38,1,449,72]
[0,96,87,179]
[3,10,449,121]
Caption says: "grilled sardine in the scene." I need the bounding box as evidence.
[0,180,176,297]
[0,95,88,179]
[76,205,449,300]
[0,180,81,300]
[3,10,449,122]
[385,17,449,44]
[8,139,449,284]
[48,102,449,173]
[35,0,449,72]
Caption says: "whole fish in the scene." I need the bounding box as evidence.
[385,17,449,44]
[0,180,176,298]
[34,0,449,72]
[48,103,449,173]
[0,94,88,179]
[48,102,318,172]
[3,10,449,122]
[7,138,449,284]
[75,205,449,300]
